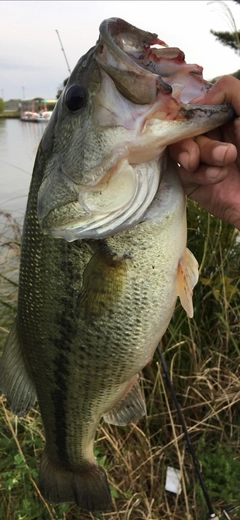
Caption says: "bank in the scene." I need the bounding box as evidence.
[0,111,20,119]
[0,98,57,119]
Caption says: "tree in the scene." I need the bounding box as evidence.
[0,98,5,113]
[56,77,69,99]
[210,0,240,53]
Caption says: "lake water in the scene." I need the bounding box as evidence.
[0,118,47,224]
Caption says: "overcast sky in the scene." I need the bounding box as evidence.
[1,1,240,101]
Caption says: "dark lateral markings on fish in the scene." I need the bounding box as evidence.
[0,17,234,513]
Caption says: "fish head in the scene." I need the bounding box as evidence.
[38,18,235,241]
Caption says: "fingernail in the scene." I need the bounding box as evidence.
[178,151,191,171]
[185,153,191,171]
[212,144,231,163]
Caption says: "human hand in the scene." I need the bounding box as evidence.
[169,76,240,230]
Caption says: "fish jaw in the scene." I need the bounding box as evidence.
[96,17,209,105]
[37,18,235,242]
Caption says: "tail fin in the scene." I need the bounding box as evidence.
[39,449,112,512]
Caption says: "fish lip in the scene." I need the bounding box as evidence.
[96,18,171,105]
[98,17,159,59]
[95,18,236,127]
[38,18,236,243]
[176,103,236,121]
[95,17,210,106]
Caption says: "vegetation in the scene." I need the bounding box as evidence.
[1,4,240,515]
[4,100,21,111]
[0,110,20,119]
[210,0,240,53]
[56,78,69,99]
[0,98,5,114]
[0,200,240,520]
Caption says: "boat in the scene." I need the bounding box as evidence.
[20,110,53,123]
[20,111,39,122]
[35,111,53,122]
[20,99,57,123]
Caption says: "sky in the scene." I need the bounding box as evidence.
[1,0,240,101]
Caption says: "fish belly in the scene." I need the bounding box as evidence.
[1,162,186,511]
[19,164,185,459]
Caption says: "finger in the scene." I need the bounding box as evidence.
[194,135,237,166]
[179,164,240,229]
[169,137,236,173]
[177,163,229,196]
[233,118,240,170]
[169,139,200,172]
[195,76,240,116]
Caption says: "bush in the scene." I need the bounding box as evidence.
[0,98,5,113]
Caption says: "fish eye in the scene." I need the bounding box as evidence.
[65,85,87,112]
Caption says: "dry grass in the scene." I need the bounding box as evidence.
[0,205,240,520]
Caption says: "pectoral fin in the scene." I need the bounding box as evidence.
[103,376,146,426]
[0,318,36,416]
[177,248,199,318]
[78,243,131,319]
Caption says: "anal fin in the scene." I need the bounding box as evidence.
[103,376,146,426]
[0,317,36,416]
[177,247,199,318]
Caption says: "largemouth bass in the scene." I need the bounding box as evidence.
[0,18,234,512]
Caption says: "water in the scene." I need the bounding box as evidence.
[0,118,47,223]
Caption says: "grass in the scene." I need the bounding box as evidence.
[0,203,240,520]
[0,111,20,119]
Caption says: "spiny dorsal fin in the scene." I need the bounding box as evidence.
[177,247,199,318]
[0,318,36,416]
[103,376,146,426]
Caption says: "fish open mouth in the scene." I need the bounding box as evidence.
[38,18,235,242]
[96,18,210,106]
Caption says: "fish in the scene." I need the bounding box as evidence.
[0,18,235,512]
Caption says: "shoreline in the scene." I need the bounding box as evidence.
[0,112,20,119]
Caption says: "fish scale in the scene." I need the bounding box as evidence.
[0,17,235,513]
[18,159,185,472]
